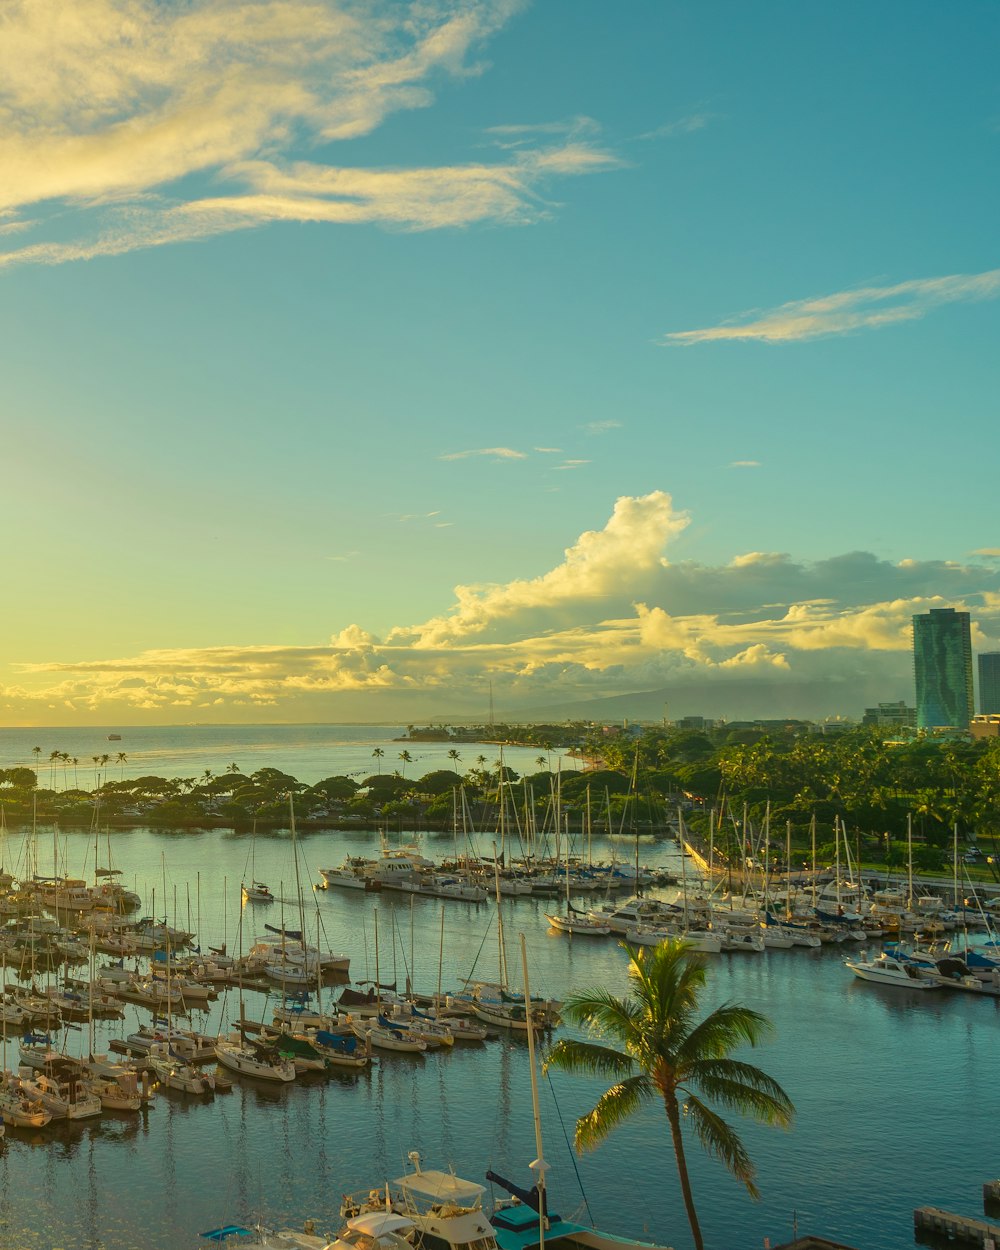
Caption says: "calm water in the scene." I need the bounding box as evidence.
[0,734,996,1250]
[0,725,581,788]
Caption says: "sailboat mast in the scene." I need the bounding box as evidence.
[678,807,689,927]
[492,850,508,990]
[906,812,914,911]
[290,795,307,940]
[785,820,792,922]
[436,908,445,1010]
[834,818,841,910]
[519,933,547,1248]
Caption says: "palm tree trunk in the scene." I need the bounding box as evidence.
[665,1095,704,1250]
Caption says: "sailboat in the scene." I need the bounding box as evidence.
[349,912,427,1053]
[463,861,560,1032]
[545,773,612,936]
[242,822,275,904]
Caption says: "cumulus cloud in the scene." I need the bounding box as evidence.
[390,491,690,646]
[664,268,1000,344]
[8,492,1000,722]
[0,0,620,268]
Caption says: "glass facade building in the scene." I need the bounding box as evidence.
[912,608,973,730]
[979,652,1000,715]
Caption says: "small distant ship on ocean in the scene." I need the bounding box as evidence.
[107,733,122,741]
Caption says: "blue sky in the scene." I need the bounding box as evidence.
[1,0,998,725]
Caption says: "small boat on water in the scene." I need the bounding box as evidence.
[148,1041,216,1095]
[214,1035,297,1082]
[845,950,937,989]
[20,1068,102,1120]
[242,881,275,905]
[351,1018,427,1054]
[0,1079,53,1128]
[84,1073,143,1112]
[199,1209,416,1250]
[545,911,612,936]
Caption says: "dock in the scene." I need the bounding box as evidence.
[914,1206,1000,1245]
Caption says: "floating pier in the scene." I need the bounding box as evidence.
[914,1206,1000,1245]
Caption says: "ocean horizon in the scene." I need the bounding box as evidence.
[0,723,581,787]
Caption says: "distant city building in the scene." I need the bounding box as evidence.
[675,716,709,731]
[970,714,1000,740]
[912,607,974,731]
[861,700,917,729]
[978,652,1000,714]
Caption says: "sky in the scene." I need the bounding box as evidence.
[2,0,999,727]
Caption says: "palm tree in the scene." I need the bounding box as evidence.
[31,745,41,785]
[544,939,793,1250]
[447,748,462,769]
[117,752,127,781]
[398,750,413,778]
[71,757,79,789]
[536,755,547,772]
[372,747,385,775]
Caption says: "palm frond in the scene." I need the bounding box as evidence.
[544,1038,636,1082]
[684,1059,794,1127]
[623,941,703,1051]
[573,1074,654,1152]
[683,1094,760,1199]
[677,1003,773,1064]
[560,988,642,1043]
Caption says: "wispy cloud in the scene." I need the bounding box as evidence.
[555,459,590,471]
[0,1,621,269]
[533,447,563,454]
[584,420,622,435]
[973,548,1000,558]
[729,460,761,468]
[665,268,1000,344]
[398,510,442,522]
[636,113,713,140]
[484,115,601,149]
[439,446,527,461]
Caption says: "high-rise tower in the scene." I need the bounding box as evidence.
[979,652,1000,715]
[912,608,974,730]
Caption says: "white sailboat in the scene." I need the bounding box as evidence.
[467,861,559,1032]
[545,787,612,936]
[242,823,275,904]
